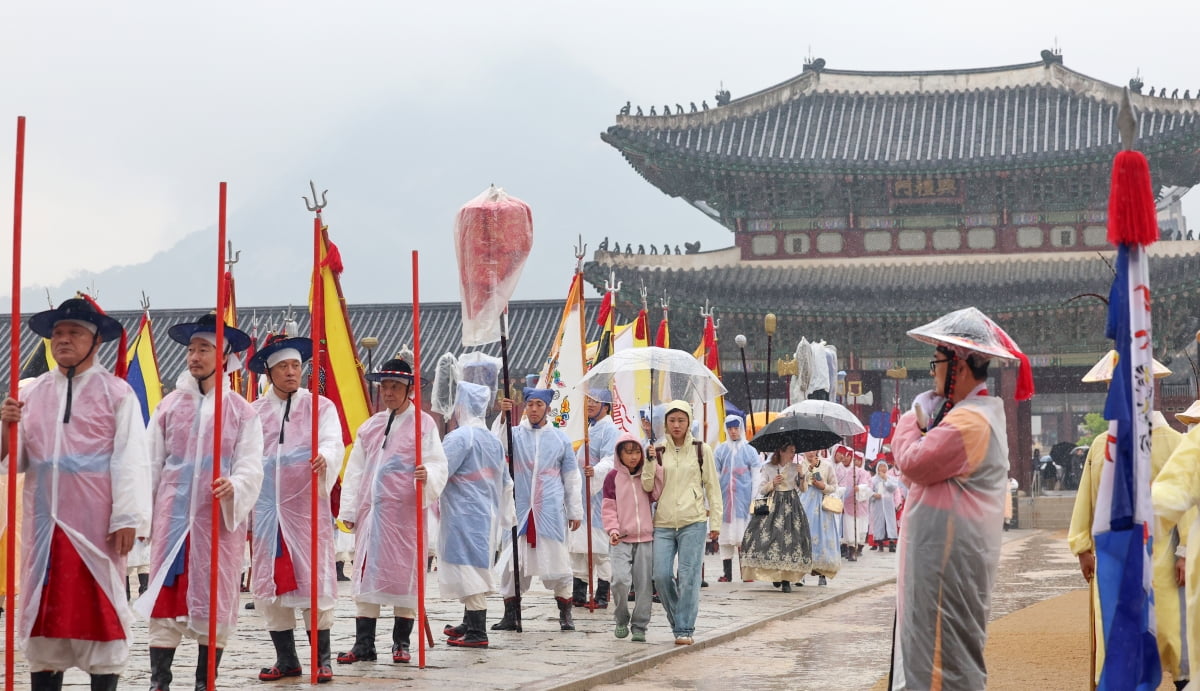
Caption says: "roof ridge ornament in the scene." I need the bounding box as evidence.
[1118,88,1138,151]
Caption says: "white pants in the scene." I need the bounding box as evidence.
[25,637,128,675]
[355,602,416,619]
[461,593,487,610]
[570,552,612,581]
[719,543,740,559]
[256,599,335,631]
[148,618,228,648]
[499,566,572,599]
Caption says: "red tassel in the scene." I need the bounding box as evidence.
[595,291,612,327]
[634,310,647,341]
[1107,150,1159,246]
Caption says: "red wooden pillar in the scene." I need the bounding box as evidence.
[1000,367,1034,491]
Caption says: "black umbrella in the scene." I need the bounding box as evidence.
[749,414,843,454]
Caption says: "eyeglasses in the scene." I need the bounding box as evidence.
[929,358,952,374]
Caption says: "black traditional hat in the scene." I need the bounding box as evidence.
[247,335,312,375]
[29,298,123,341]
[366,356,414,384]
[167,313,252,353]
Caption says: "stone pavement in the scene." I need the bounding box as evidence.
[1,536,914,689]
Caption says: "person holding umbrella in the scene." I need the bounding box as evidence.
[643,400,722,645]
[246,335,344,683]
[738,442,811,593]
[888,307,1033,690]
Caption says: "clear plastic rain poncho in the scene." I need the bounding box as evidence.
[10,368,151,664]
[568,414,619,557]
[430,352,461,418]
[454,186,534,347]
[339,405,447,608]
[438,382,514,600]
[503,418,583,578]
[249,388,344,611]
[135,371,264,640]
[713,417,762,547]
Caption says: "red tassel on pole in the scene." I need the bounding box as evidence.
[208,182,228,689]
[1107,150,1159,247]
[412,250,427,669]
[6,115,26,691]
[309,213,322,684]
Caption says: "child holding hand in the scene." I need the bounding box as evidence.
[601,433,662,642]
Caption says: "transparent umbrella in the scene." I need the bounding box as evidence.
[779,399,866,436]
[575,346,728,406]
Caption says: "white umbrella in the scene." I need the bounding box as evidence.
[575,346,727,405]
[779,399,866,436]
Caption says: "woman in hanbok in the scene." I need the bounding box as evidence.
[869,462,900,551]
[798,450,841,584]
[739,443,811,592]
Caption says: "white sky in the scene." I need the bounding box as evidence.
[0,0,1196,308]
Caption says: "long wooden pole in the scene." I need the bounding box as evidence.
[499,310,521,631]
[412,250,426,668]
[6,115,25,691]
[208,182,227,688]
[309,213,322,684]
[576,275,595,610]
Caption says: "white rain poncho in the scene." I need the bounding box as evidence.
[713,429,762,546]
[136,371,264,640]
[250,388,344,611]
[503,419,583,579]
[438,382,514,600]
[889,385,1008,690]
[9,367,152,669]
[339,405,448,609]
[430,352,461,418]
[568,415,618,557]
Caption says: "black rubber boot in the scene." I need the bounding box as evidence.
[194,645,223,691]
[392,617,413,663]
[781,581,792,593]
[444,607,468,639]
[259,629,302,680]
[448,609,489,648]
[89,674,119,691]
[29,671,64,691]
[571,577,588,607]
[148,646,175,691]
[316,629,333,683]
[337,617,377,663]
[595,579,610,609]
[556,596,575,631]
[138,572,150,595]
[491,597,521,631]
[335,561,351,582]
[719,558,733,582]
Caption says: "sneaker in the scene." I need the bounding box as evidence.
[631,631,646,643]
[674,636,694,645]
[614,624,629,639]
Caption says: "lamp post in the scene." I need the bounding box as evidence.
[763,313,777,423]
[735,333,756,436]
[360,336,379,412]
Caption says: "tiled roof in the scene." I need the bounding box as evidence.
[603,60,1200,181]
[1,300,600,391]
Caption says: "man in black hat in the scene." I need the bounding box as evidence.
[246,334,344,683]
[134,313,264,691]
[337,353,447,665]
[0,298,153,691]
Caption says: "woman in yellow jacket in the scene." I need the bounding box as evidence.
[643,400,722,646]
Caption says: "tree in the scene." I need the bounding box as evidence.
[1077,412,1108,447]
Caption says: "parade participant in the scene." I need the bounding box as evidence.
[247,335,344,682]
[644,400,721,645]
[868,462,900,552]
[889,307,1033,690]
[798,449,840,584]
[493,388,584,633]
[835,448,871,561]
[440,381,514,649]
[602,433,662,642]
[138,313,264,691]
[569,394,619,609]
[1067,351,1182,687]
[337,355,448,664]
[713,415,761,581]
[0,298,152,691]
[1152,426,1200,691]
[739,443,811,592]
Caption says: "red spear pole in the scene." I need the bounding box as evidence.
[309,213,322,684]
[412,250,426,668]
[208,182,227,689]
[6,115,26,691]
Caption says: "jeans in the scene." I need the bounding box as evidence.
[653,521,707,637]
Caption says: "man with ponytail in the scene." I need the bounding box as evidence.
[887,307,1034,690]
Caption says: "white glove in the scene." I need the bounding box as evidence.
[912,390,946,430]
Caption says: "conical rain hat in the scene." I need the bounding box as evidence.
[1175,400,1200,425]
[906,307,1018,361]
[1080,350,1171,383]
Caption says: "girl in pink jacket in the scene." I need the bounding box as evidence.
[601,434,662,642]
